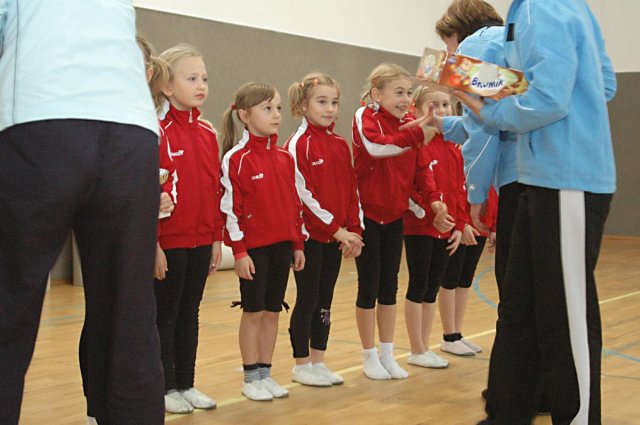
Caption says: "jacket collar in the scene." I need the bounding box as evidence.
[302,118,336,136]
[241,128,278,150]
[373,103,411,123]
[166,104,201,125]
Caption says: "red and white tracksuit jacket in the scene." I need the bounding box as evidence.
[471,185,498,236]
[157,105,223,249]
[404,134,470,238]
[284,119,364,243]
[220,130,306,258]
[158,125,178,206]
[352,104,424,224]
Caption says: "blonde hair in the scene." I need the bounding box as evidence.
[412,86,458,116]
[159,43,204,84]
[361,63,412,104]
[435,0,503,43]
[288,72,340,119]
[222,82,278,156]
[136,35,170,113]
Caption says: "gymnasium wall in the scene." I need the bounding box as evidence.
[50,1,640,280]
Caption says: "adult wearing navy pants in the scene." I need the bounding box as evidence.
[0,1,165,424]
[458,0,616,424]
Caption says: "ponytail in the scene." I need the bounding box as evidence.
[136,35,171,113]
[221,82,278,157]
[148,56,170,113]
[221,106,238,157]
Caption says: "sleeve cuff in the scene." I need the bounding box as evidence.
[234,251,248,260]
[231,240,247,257]
[347,225,363,236]
[292,240,305,251]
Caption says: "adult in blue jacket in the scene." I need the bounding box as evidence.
[0,1,164,424]
[434,0,519,298]
[458,0,616,424]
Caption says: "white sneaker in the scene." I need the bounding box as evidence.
[164,390,194,414]
[292,365,332,387]
[461,337,482,353]
[261,377,289,398]
[241,380,273,401]
[312,363,344,385]
[408,351,449,369]
[379,354,409,379]
[180,387,216,410]
[362,355,392,380]
[440,340,476,356]
[86,417,98,425]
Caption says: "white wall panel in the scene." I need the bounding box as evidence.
[132,0,638,71]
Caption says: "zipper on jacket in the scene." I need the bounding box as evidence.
[189,109,193,123]
[267,136,271,150]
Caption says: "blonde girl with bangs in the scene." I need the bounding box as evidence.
[154,43,223,414]
[220,82,306,401]
[284,73,364,387]
[351,63,438,380]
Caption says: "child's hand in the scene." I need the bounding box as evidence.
[292,250,305,271]
[446,230,462,256]
[469,202,490,234]
[461,224,480,246]
[431,201,455,233]
[234,255,255,280]
[333,228,364,258]
[339,241,363,258]
[398,113,440,144]
[209,241,222,274]
[159,192,175,214]
[454,91,486,118]
[154,243,168,280]
[487,232,497,254]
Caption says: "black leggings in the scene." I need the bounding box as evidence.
[154,245,211,392]
[239,242,292,313]
[404,236,449,303]
[289,240,342,358]
[441,236,487,290]
[355,218,404,308]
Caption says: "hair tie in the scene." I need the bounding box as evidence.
[230,103,237,110]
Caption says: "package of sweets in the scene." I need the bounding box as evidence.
[415,48,528,99]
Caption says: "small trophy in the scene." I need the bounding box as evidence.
[159,168,171,219]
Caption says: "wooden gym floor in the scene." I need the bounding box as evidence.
[21,236,640,424]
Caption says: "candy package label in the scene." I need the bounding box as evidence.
[415,48,528,99]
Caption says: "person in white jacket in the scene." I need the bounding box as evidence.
[0,1,164,424]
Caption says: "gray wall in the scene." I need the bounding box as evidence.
[135,8,419,141]
[606,72,640,236]
[50,8,640,281]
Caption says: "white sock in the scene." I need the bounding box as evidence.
[362,347,391,380]
[293,363,313,373]
[379,343,408,379]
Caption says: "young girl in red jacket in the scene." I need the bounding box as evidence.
[284,73,365,387]
[220,82,306,401]
[352,63,438,380]
[402,86,475,369]
[439,184,497,357]
[154,44,223,414]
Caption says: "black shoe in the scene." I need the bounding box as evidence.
[476,420,492,425]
